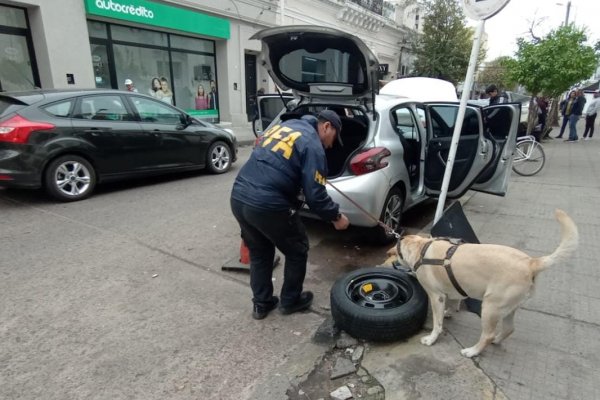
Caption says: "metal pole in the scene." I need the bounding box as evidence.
[565,1,571,25]
[433,19,486,224]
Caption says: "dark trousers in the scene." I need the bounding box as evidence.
[558,115,570,137]
[584,114,597,138]
[230,198,309,308]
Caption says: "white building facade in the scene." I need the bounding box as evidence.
[0,0,420,126]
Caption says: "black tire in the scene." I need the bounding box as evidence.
[331,267,428,342]
[512,140,545,176]
[371,187,404,245]
[44,155,96,202]
[206,141,232,174]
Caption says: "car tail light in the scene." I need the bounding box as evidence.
[0,115,55,144]
[349,147,391,175]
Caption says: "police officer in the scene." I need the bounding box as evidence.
[230,110,350,319]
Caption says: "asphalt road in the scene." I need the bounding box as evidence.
[0,145,436,399]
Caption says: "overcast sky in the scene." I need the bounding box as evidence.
[470,0,600,61]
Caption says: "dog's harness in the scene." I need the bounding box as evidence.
[403,238,469,297]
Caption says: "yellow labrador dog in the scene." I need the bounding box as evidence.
[387,209,578,358]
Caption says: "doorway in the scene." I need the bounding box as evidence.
[245,53,257,122]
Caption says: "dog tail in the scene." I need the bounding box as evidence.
[531,209,578,275]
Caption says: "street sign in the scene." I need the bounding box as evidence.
[462,0,510,21]
[378,64,389,74]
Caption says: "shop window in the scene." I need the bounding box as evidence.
[87,21,107,39]
[0,33,35,91]
[171,51,218,122]
[43,100,74,118]
[111,25,168,47]
[0,5,27,28]
[113,44,170,99]
[170,35,214,53]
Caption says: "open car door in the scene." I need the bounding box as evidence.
[423,103,519,198]
[470,104,520,195]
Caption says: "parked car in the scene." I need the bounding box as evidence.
[0,89,237,201]
[253,26,520,244]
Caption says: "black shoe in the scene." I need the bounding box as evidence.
[555,136,563,139]
[279,291,313,315]
[252,296,279,320]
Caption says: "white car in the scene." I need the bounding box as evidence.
[253,26,520,243]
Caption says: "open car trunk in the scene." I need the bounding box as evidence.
[290,105,369,178]
[325,115,369,177]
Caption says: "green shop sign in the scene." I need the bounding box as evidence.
[84,0,230,39]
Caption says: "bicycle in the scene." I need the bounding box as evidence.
[512,135,546,176]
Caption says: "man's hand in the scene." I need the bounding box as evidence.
[333,213,350,230]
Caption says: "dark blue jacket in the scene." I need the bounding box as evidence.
[231,116,339,221]
[572,95,586,116]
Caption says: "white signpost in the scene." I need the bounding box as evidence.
[433,0,511,224]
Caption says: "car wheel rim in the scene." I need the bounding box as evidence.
[54,161,91,197]
[383,194,402,232]
[346,273,412,309]
[211,144,230,171]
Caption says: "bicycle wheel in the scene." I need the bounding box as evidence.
[512,140,545,176]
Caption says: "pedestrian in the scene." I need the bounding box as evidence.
[124,78,138,93]
[485,84,506,105]
[159,77,173,105]
[230,110,350,320]
[564,89,586,142]
[536,95,551,140]
[556,91,576,139]
[583,91,600,140]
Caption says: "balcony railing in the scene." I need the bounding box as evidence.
[348,0,384,15]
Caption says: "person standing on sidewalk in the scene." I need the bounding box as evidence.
[583,91,600,140]
[230,110,350,320]
[556,91,576,139]
[565,89,586,142]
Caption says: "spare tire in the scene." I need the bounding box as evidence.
[330,267,428,342]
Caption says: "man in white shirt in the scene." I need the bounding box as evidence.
[124,79,138,93]
[583,91,600,140]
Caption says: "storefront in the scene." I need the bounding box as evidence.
[0,3,40,91]
[84,0,230,122]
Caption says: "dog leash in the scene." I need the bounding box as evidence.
[326,180,402,239]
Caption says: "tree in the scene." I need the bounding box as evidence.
[477,56,516,93]
[411,0,485,84]
[505,25,599,132]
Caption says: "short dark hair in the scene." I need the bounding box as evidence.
[485,84,498,94]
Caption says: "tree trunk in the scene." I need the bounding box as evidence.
[548,96,561,127]
[526,96,538,135]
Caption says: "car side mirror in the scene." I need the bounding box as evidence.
[177,114,193,130]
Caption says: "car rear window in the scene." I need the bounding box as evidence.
[0,97,28,118]
[43,100,74,117]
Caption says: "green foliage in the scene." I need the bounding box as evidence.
[412,0,484,84]
[477,56,516,92]
[505,25,599,97]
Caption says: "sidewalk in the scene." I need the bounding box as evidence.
[217,121,256,146]
[363,119,600,399]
